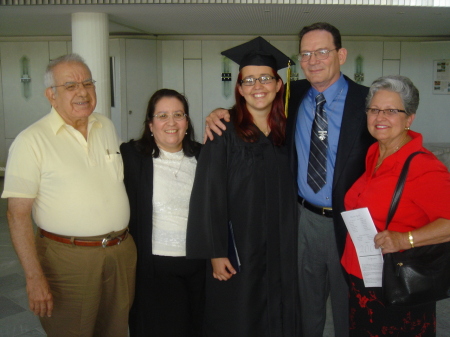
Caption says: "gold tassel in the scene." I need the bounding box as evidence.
[284,60,291,118]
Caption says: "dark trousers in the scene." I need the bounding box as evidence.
[129,255,206,337]
[297,204,349,337]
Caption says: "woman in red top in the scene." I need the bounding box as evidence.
[341,75,450,336]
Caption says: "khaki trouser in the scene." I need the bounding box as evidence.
[36,229,137,337]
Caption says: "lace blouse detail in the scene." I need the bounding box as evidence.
[152,148,197,256]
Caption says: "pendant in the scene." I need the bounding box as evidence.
[318,130,327,141]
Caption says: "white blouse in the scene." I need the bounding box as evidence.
[152,148,197,256]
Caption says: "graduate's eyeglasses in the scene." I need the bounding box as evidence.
[153,112,187,121]
[240,76,276,86]
[298,49,337,62]
[365,108,407,116]
[51,79,96,91]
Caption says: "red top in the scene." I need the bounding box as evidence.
[341,131,450,278]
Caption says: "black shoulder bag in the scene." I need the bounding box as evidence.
[382,151,450,306]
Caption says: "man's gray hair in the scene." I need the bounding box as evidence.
[366,75,419,115]
[44,53,90,89]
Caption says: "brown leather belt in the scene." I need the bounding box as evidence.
[40,228,129,248]
[298,196,333,218]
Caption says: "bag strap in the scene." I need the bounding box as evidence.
[385,151,426,230]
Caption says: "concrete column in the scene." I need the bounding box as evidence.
[72,12,110,117]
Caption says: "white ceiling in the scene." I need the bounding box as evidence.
[0,4,450,39]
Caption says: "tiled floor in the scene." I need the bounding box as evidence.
[0,176,449,336]
[0,178,45,337]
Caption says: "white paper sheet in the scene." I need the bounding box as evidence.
[341,207,383,287]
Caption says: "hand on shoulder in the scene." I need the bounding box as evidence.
[204,108,230,143]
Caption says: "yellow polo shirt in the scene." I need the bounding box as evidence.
[2,108,130,236]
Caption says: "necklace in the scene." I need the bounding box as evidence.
[160,149,185,178]
[173,155,184,178]
[374,132,409,170]
[257,123,270,137]
[374,160,383,169]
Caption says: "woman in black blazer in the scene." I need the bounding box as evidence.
[121,89,203,337]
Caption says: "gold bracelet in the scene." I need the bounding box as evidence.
[408,231,415,248]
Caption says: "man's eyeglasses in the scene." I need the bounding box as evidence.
[365,108,407,116]
[298,49,337,62]
[51,79,96,91]
[153,112,187,121]
[240,76,276,86]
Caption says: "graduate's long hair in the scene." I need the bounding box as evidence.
[231,69,286,146]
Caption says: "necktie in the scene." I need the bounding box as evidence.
[307,93,328,193]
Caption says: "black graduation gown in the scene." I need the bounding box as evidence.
[187,120,298,337]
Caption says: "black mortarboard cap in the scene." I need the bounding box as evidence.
[221,36,295,71]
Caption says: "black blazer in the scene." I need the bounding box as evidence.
[120,140,201,278]
[286,75,375,256]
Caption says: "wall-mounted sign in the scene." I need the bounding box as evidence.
[433,60,450,95]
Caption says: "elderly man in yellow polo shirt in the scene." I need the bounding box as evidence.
[2,53,136,337]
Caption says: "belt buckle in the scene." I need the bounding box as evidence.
[322,207,332,216]
[101,235,112,248]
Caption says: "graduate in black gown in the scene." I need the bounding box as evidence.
[186,37,299,337]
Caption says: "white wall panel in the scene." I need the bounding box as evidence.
[160,40,184,93]
[382,60,400,75]
[109,38,127,140]
[401,41,450,143]
[0,42,50,140]
[184,59,203,143]
[201,40,241,119]
[184,40,202,59]
[340,40,384,88]
[125,39,157,141]
[49,41,69,60]
[383,42,401,59]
